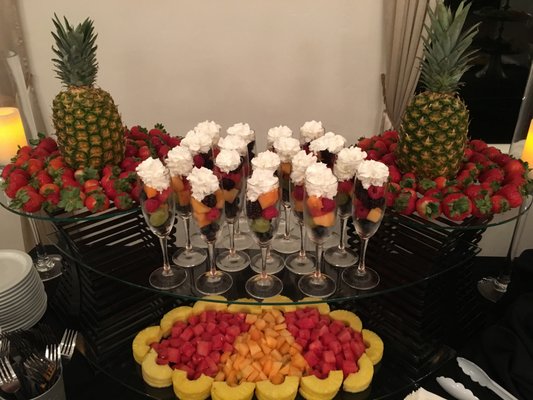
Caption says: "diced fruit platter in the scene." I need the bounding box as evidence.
[132,295,383,400]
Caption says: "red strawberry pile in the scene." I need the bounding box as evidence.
[1,124,181,214]
[359,131,533,221]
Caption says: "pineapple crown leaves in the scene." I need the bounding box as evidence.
[419,1,480,93]
[51,14,99,87]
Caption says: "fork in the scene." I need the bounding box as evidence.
[0,337,9,357]
[0,356,21,395]
[59,329,78,360]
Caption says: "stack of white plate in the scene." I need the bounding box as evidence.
[0,249,47,332]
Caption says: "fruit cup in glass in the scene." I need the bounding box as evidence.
[342,165,388,290]
[139,181,187,290]
[245,170,283,299]
[299,164,338,298]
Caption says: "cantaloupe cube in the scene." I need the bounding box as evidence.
[191,197,211,213]
[306,195,323,211]
[289,366,303,377]
[292,353,308,369]
[226,371,238,387]
[223,188,239,203]
[262,312,276,324]
[171,176,185,192]
[367,208,383,223]
[265,335,277,348]
[264,328,279,338]
[144,185,158,199]
[248,370,259,382]
[269,361,282,378]
[236,342,249,357]
[260,342,272,355]
[294,200,304,212]
[252,351,265,360]
[254,318,267,330]
[279,364,290,375]
[313,211,335,227]
[271,350,282,362]
[248,342,262,357]
[258,189,279,209]
[177,190,191,206]
[279,342,291,355]
[274,323,287,331]
[220,351,231,363]
[245,314,258,324]
[259,371,268,381]
[276,335,286,349]
[271,373,284,385]
[214,371,225,381]
[215,189,225,208]
[193,211,210,228]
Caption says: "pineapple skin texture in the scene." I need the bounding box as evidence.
[53,86,125,171]
[396,91,469,179]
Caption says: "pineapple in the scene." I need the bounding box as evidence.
[396,1,479,179]
[51,15,124,170]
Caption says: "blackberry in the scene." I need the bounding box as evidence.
[225,201,239,219]
[200,223,219,242]
[312,226,327,238]
[202,194,217,207]
[257,231,273,242]
[176,204,191,214]
[369,197,385,209]
[246,201,262,219]
[222,178,235,190]
[204,159,214,170]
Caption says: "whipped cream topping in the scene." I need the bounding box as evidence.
[356,160,390,189]
[251,150,281,173]
[215,149,241,173]
[181,130,212,155]
[165,145,193,177]
[273,137,301,162]
[334,146,367,181]
[187,167,220,200]
[194,120,221,145]
[226,122,255,144]
[136,157,170,192]
[247,169,279,202]
[217,135,248,157]
[305,162,338,199]
[309,131,346,154]
[300,120,325,143]
[267,125,292,147]
[290,150,317,185]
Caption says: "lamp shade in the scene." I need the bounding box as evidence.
[0,107,27,166]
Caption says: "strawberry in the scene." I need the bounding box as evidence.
[261,206,279,220]
[39,183,60,198]
[455,170,474,188]
[382,130,399,142]
[373,140,388,156]
[497,184,523,208]
[57,174,81,189]
[385,182,401,207]
[31,147,51,160]
[442,193,472,221]
[58,187,85,212]
[388,142,398,153]
[124,144,139,157]
[400,172,416,190]
[393,188,417,215]
[357,137,373,151]
[464,184,486,200]
[365,149,380,161]
[83,179,102,194]
[469,139,488,152]
[119,171,137,183]
[32,170,53,188]
[102,164,121,178]
[85,192,110,213]
[25,158,44,176]
[434,176,447,189]
[129,125,150,140]
[337,180,353,194]
[503,159,526,176]
[157,187,172,203]
[12,186,44,213]
[424,187,442,200]
[462,162,480,179]
[228,172,242,186]
[138,146,153,160]
[416,196,441,219]
[468,152,487,164]
[17,145,32,156]
[113,192,134,210]
[1,163,15,180]
[354,204,369,219]
[481,146,501,161]
[417,178,436,195]
[34,135,58,153]
[471,196,493,218]
[292,185,304,201]
[130,183,143,203]
[103,178,131,200]
[367,185,385,199]
[120,157,139,172]
[4,173,29,198]
[441,185,461,196]
[380,152,396,166]
[479,168,504,190]
[463,147,473,161]
[493,153,512,167]
[490,194,510,214]
[167,136,181,148]
[321,197,336,212]
[158,145,170,159]
[206,207,221,221]
[46,156,65,175]
[144,198,161,213]
[388,165,401,184]
[193,154,205,168]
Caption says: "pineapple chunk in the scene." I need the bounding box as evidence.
[297,297,330,315]
[362,329,384,365]
[300,370,343,399]
[159,306,193,337]
[173,369,213,400]
[328,310,363,333]
[255,376,300,400]
[132,326,162,364]
[192,295,228,314]
[211,381,255,400]
[141,349,172,388]
[228,298,262,314]
[261,295,297,313]
[343,353,374,393]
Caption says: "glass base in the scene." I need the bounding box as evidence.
[245,274,283,299]
[477,277,508,303]
[35,254,63,281]
[172,247,207,268]
[237,215,250,233]
[251,252,284,274]
[324,247,358,268]
[323,232,339,249]
[285,253,316,275]
[195,270,233,295]
[272,234,301,254]
[219,231,254,251]
[298,273,336,298]
[149,266,187,290]
[190,232,207,248]
[342,266,380,290]
[216,250,250,272]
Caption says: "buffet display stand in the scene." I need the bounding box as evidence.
[1,199,530,399]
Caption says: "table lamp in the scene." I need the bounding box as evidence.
[0,107,27,171]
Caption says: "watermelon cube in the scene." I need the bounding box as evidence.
[226,325,240,337]
[156,356,169,365]
[298,329,311,341]
[171,324,184,338]
[321,362,335,376]
[197,341,212,357]
[188,315,199,325]
[182,342,195,358]
[297,317,315,330]
[192,324,205,337]
[328,340,342,355]
[222,342,233,353]
[329,320,345,335]
[177,364,194,379]
[342,359,359,376]
[304,351,320,368]
[169,338,181,348]
[205,322,218,334]
[309,340,323,353]
[167,347,180,364]
[159,339,169,349]
[180,327,194,342]
[323,350,336,364]
[337,328,352,343]
[209,351,221,364]
[206,310,217,322]
[211,334,225,350]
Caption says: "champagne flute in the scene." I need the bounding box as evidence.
[342,160,389,290]
[298,163,337,298]
[245,170,283,299]
[139,177,187,290]
[189,167,233,295]
[215,149,250,272]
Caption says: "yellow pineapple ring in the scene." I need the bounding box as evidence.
[132,326,162,364]
[211,381,256,400]
[342,353,374,393]
[261,295,297,313]
[297,297,330,315]
[160,306,193,337]
[141,349,172,388]
[300,370,343,399]
[362,329,384,365]
[192,295,228,315]
[172,369,213,400]
[228,298,262,314]
[328,310,363,333]
[255,376,300,400]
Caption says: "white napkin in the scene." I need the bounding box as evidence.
[404,387,447,400]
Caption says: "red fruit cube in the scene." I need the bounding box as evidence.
[180,327,194,342]
[208,351,221,364]
[240,322,249,333]
[329,320,345,335]
[197,341,212,357]
[177,364,195,380]
[318,325,329,337]
[159,340,169,349]
[167,348,180,364]
[296,337,308,349]
[351,340,366,359]
[222,342,233,353]
[261,206,279,220]
[323,350,336,364]
[298,329,311,341]
[304,351,321,368]
[338,180,353,194]
[211,334,225,351]
[292,185,304,201]
[321,197,336,212]
[328,340,342,355]
[321,332,337,345]
[205,357,219,376]
[337,328,352,344]
[342,360,359,377]
[309,340,323,353]
[182,343,195,358]
[206,310,217,322]
[343,349,355,361]
[188,315,199,325]
[336,354,344,369]
[297,317,315,330]
[169,338,181,348]
[192,324,205,337]
[321,362,336,376]
[171,324,184,338]
[156,356,169,365]
[224,333,235,343]
[219,320,229,333]
[201,332,212,341]
[207,207,221,221]
[150,342,159,351]
[205,322,218,334]
[226,325,241,338]
[295,309,306,319]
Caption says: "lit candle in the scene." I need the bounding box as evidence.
[0,107,27,166]
[522,119,533,167]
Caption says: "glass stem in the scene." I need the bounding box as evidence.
[298,222,306,258]
[314,243,323,279]
[338,216,348,252]
[29,217,49,267]
[260,245,269,280]
[228,221,236,256]
[235,215,241,235]
[183,216,192,251]
[358,238,369,274]
[207,240,217,277]
[160,236,173,276]
[284,204,291,239]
